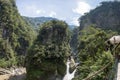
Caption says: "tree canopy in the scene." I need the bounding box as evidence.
[26,20,71,80]
[73,26,117,80]
[0,0,36,67]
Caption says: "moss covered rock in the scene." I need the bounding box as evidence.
[26,20,70,80]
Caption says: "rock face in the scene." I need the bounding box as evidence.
[26,20,70,80]
[70,28,79,54]
[79,1,120,32]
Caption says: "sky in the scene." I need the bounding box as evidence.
[16,0,113,26]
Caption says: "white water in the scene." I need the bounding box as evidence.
[63,60,78,80]
[11,67,26,76]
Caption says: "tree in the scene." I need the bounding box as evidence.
[0,0,36,67]
[74,26,117,80]
[26,20,71,80]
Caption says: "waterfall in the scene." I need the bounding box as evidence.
[63,60,79,80]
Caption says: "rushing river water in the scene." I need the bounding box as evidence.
[63,60,79,80]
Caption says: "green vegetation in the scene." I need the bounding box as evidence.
[76,2,120,78]
[26,20,71,80]
[23,16,57,30]
[70,27,79,53]
[73,26,118,80]
[0,0,120,80]
[79,1,120,32]
[23,16,76,32]
[0,0,36,67]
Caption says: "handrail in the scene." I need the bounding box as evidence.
[83,43,120,80]
[83,62,111,80]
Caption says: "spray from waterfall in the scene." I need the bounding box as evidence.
[63,58,79,80]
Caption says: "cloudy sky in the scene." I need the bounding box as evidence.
[16,0,113,26]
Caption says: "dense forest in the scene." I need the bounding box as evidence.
[26,20,71,80]
[23,16,76,32]
[23,16,57,30]
[74,26,117,80]
[74,1,120,80]
[0,0,120,80]
[0,0,36,68]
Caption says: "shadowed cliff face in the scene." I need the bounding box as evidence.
[79,1,120,32]
[26,20,71,80]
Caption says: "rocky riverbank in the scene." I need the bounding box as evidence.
[0,67,26,80]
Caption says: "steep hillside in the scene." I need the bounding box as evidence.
[0,0,35,67]
[23,16,57,30]
[74,1,120,79]
[74,26,117,80]
[70,27,79,54]
[23,16,76,31]
[26,20,70,80]
[79,1,120,32]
